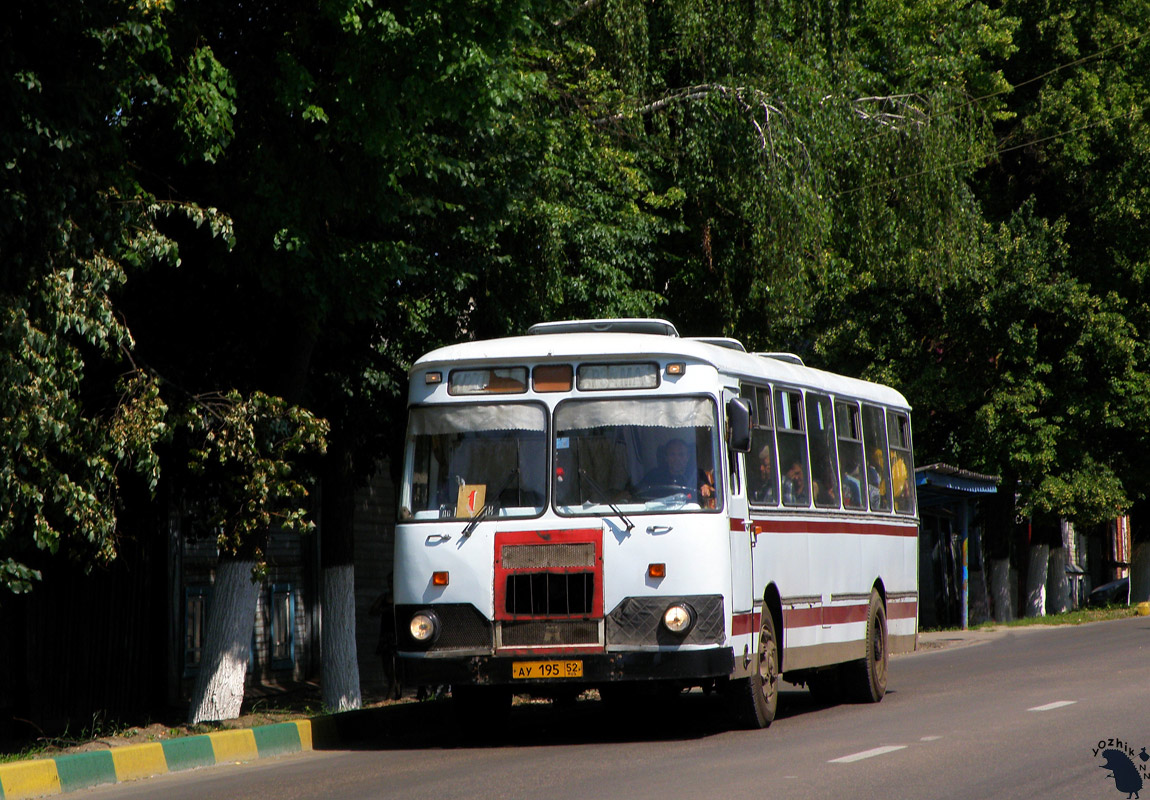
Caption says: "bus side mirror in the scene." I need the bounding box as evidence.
[727,397,752,453]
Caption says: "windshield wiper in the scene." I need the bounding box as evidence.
[461,468,520,539]
[578,469,634,534]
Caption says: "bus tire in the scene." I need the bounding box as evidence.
[844,590,887,703]
[727,611,779,729]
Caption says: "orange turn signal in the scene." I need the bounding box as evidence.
[432,571,450,586]
[648,563,666,579]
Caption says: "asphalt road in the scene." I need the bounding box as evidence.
[79,617,1150,800]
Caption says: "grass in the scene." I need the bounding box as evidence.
[967,604,1141,630]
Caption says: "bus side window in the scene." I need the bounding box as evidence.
[806,393,840,509]
[862,404,892,512]
[834,401,866,510]
[775,388,810,508]
[887,411,915,514]
[746,385,777,506]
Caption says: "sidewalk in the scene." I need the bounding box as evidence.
[913,626,998,653]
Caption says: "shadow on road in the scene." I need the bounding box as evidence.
[316,682,864,752]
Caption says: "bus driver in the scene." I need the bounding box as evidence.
[641,437,715,506]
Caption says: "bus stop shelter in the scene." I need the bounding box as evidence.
[916,463,1000,630]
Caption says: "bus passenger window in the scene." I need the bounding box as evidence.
[887,411,915,514]
[746,386,778,505]
[806,393,840,509]
[835,401,866,510]
[862,404,892,512]
[775,388,809,508]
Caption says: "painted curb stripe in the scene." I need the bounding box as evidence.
[0,759,62,800]
[293,720,314,752]
[110,743,169,782]
[252,724,303,759]
[54,752,116,794]
[208,729,259,763]
[160,735,217,772]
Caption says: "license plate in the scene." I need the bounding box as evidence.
[511,660,583,679]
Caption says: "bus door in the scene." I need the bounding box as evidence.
[725,386,753,615]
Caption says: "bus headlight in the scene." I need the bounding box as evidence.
[409,610,440,644]
[662,603,696,635]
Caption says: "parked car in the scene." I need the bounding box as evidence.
[1087,577,1130,607]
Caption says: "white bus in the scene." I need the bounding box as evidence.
[394,319,918,728]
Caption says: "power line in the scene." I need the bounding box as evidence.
[833,106,1142,198]
[828,28,1147,157]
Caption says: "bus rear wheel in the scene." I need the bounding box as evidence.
[843,590,887,703]
[727,611,779,729]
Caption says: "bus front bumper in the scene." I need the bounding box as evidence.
[397,648,735,688]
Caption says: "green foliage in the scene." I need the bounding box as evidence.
[5,0,1150,600]
[178,391,328,560]
[0,1,322,596]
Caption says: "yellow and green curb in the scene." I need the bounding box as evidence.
[0,717,345,800]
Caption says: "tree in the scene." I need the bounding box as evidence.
[1,2,327,724]
[1,2,202,599]
[182,392,326,723]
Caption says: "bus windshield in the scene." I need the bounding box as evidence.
[400,403,548,521]
[554,397,721,514]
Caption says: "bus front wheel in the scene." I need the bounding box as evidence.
[843,590,887,703]
[727,611,779,729]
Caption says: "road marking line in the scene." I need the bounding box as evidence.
[829,745,908,763]
[1028,700,1077,712]
[920,736,942,742]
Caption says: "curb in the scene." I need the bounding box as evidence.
[0,716,347,800]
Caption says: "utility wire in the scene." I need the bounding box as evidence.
[828,28,1147,156]
[833,106,1142,198]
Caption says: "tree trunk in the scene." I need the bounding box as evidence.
[990,558,1014,623]
[1025,544,1048,617]
[1045,546,1070,614]
[1131,542,1150,604]
[188,559,260,723]
[320,440,361,712]
[322,563,361,711]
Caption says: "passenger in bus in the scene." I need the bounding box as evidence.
[752,443,778,504]
[812,465,839,507]
[641,437,715,505]
[840,455,864,509]
[867,447,889,509]
[781,459,809,506]
[890,450,910,508]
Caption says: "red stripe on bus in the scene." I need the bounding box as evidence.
[783,606,823,628]
[730,518,746,532]
[741,600,916,634]
[732,612,761,636]
[886,601,919,619]
[784,601,917,628]
[750,518,917,538]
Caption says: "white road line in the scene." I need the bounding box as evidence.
[1028,700,1077,712]
[920,736,942,742]
[829,745,908,764]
